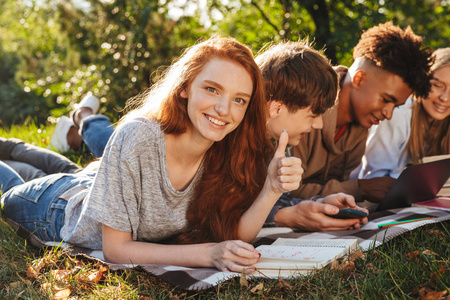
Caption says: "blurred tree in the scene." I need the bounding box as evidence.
[54,0,209,120]
[0,0,72,126]
[210,0,449,65]
[0,0,448,127]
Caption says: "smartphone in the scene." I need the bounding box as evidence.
[326,208,368,219]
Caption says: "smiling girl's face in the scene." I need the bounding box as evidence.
[181,57,253,144]
[422,66,450,121]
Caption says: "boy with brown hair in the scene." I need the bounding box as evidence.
[258,40,370,230]
[270,22,433,230]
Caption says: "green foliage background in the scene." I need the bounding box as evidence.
[0,0,449,127]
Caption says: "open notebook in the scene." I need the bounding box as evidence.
[376,157,450,211]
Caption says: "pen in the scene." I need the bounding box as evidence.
[378,217,436,228]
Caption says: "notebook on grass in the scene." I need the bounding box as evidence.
[254,238,358,271]
[375,158,450,211]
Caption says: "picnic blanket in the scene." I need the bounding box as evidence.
[44,206,450,291]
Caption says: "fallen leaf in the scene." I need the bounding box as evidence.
[348,250,365,261]
[422,249,438,256]
[77,270,102,284]
[329,260,340,270]
[240,271,249,288]
[276,278,292,291]
[40,282,52,293]
[9,281,21,288]
[250,282,264,294]
[405,250,420,261]
[338,261,355,272]
[51,270,72,281]
[429,264,445,284]
[169,294,179,300]
[50,287,71,300]
[27,257,46,278]
[26,266,39,279]
[420,288,447,300]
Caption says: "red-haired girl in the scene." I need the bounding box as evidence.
[0,36,302,273]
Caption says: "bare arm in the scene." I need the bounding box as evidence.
[102,225,261,273]
[237,130,303,242]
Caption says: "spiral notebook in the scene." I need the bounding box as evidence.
[254,238,358,270]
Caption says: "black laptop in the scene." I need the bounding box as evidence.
[375,158,450,211]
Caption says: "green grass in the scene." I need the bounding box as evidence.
[1,124,449,299]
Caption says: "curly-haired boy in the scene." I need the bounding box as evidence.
[270,22,433,230]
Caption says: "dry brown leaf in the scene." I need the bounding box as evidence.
[26,266,39,279]
[419,288,448,300]
[76,265,108,284]
[27,257,46,279]
[50,288,71,300]
[348,250,365,261]
[338,260,355,271]
[240,271,249,288]
[276,278,292,291]
[9,281,21,288]
[168,292,186,300]
[78,270,101,284]
[40,282,52,294]
[422,249,438,256]
[405,250,420,261]
[429,264,445,284]
[250,282,264,294]
[329,260,340,270]
[51,270,72,281]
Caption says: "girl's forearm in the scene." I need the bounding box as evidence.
[237,183,281,242]
[104,238,216,267]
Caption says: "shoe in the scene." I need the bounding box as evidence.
[49,116,74,152]
[71,93,100,128]
[74,93,100,114]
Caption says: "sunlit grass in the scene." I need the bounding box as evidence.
[1,124,449,299]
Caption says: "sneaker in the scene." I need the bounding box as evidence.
[49,116,74,152]
[74,93,100,115]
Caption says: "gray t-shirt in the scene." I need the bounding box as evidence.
[60,117,203,249]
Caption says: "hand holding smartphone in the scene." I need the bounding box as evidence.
[325,208,368,219]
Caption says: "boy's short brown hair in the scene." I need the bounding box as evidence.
[353,21,433,98]
[256,40,338,115]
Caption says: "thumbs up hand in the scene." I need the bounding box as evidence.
[265,130,303,195]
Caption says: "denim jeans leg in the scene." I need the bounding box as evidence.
[80,115,114,158]
[1,137,80,180]
[0,160,25,194]
[3,160,46,181]
[1,174,75,245]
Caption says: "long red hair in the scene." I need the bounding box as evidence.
[123,36,272,243]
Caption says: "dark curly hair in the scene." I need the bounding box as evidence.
[353,21,433,98]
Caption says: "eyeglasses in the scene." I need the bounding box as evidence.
[430,78,448,94]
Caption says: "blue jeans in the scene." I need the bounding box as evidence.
[0,161,93,247]
[80,115,114,158]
